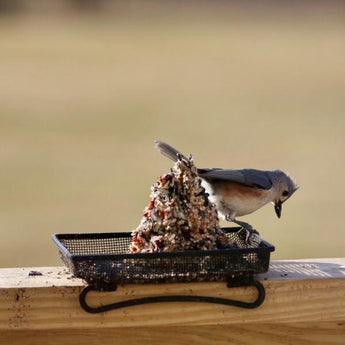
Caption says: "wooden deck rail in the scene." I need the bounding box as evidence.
[1,258,345,344]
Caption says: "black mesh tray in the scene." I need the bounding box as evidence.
[53,227,274,290]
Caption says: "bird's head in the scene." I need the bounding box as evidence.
[270,170,299,218]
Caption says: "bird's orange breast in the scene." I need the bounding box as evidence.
[206,181,274,217]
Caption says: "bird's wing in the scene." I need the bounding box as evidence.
[197,168,272,190]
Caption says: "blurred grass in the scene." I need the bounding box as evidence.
[0,4,345,267]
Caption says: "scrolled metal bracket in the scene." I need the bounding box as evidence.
[79,280,265,313]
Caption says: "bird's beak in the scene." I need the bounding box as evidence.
[274,201,282,218]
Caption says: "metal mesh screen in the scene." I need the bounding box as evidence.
[53,228,274,288]
[60,236,131,255]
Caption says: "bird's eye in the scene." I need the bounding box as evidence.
[282,190,289,197]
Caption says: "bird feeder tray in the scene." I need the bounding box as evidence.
[53,227,274,313]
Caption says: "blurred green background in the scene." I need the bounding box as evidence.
[1,1,344,267]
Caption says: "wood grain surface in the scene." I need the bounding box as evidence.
[1,259,345,344]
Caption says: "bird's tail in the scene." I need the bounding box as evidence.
[154,140,188,162]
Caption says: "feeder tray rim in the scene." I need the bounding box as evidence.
[52,227,275,261]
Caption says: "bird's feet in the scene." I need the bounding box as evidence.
[225,216,260,242]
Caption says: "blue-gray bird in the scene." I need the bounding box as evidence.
[155,140,298,234]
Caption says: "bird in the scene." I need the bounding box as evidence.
[154,140,298,236]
